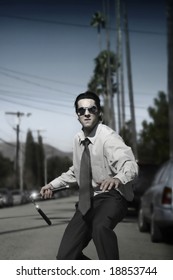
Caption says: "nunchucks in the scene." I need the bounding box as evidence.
[30,185,69,226]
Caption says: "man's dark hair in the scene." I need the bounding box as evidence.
[74,91,101,113]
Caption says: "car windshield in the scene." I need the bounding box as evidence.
[12,191,20,195]
[0,190,7,194]
[152,162,169,185]
[167,161,173,187]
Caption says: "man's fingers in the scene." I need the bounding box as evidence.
[100,180,111,192]
[40,185,53,199]
[108,181,115,190]
[98,178,121,192]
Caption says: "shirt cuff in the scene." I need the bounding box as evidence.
[50,178,67,189]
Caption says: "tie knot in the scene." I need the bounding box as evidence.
[83,138,90,147]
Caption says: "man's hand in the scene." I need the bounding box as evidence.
[40,183,53,199]
[97,178,121,192]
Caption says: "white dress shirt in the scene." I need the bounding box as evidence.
[50,123,138,201]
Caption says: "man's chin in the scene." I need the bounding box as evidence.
[83,124,92,130]
[83,121,92,127]
[83,123,93,132]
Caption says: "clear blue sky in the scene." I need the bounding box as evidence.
[0,0,167,152]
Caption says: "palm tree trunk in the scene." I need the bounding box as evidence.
[124,4,138,159]
[105,0,116,130]
[116,0,122,132]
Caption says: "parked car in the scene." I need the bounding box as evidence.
[0,193,4,207]
[11,189,29,205]
[0,188,13,207]
[128,163,159,210]
[138,159,173,242]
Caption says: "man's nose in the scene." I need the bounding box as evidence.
[84,108,90,115]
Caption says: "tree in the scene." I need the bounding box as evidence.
[138,91,169,164]
[35,135,45,187]
[23,130,37,189]
[23,130,46,189]
[88,50,118,127]
[119,120,133,147]
[0,152,14,187]
[90,11,106,51]
[47,156,72,183]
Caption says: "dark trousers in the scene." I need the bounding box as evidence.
[56,189,127,260]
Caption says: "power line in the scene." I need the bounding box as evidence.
[0,90,73,108]
[0,84,77,103]
[0,137,16,147]
[0,69,77,96]
[0,66,84,89]
[0,13,166,36]
[0,96,74,116]
[0,93,153,112]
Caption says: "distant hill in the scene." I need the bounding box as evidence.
[44,143,72,160]
[0,141,72,161]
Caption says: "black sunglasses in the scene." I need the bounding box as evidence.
[77,105,98,116]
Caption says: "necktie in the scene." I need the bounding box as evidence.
[78,138,92,215]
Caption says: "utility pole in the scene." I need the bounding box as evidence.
[5,111,31,190]
[120,30,126,132]
[118,0,126,132]
[104,0,116,130]
[116,0,122,132]
[123,4,138,160]
[167,0,173,159]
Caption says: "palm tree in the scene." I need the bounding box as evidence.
[88,50,118,127]
[124,4,138,159]
[90,11,106,51]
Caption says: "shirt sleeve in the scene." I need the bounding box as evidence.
[49,165,77,189]
[104,133,138,185]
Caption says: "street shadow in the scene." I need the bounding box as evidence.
[0,213,42,220]
[0,217,71,236]
[162,229,173,244]
[122,208,138,223]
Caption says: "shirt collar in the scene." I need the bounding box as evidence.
[78,123,101,145]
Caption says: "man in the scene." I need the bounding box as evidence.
[40,91,138,260]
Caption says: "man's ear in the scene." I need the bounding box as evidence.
[99,112,103,122]
[77,114,80,121]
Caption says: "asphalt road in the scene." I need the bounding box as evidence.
[0,194,172,260]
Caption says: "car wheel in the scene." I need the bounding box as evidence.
[138,208,148,232]
[150,214,162,242]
